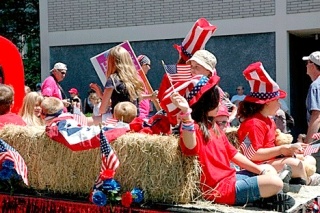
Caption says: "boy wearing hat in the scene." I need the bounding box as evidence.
[41,62,70,109]
[187,49,217,77]
[68,87,82,114]
[237,62,313,186]
[169,74,294,211]
[302,51,320,144]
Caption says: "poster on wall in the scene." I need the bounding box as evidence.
[90,40,140,86]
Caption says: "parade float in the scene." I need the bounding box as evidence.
[0,31,319,213]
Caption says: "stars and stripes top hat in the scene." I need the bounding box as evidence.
[243,62,286,104]
[174,18,217,62]
[187,75,220,107]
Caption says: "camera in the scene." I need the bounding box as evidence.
[72,97,80,103]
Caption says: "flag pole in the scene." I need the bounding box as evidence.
[161,60,175,92]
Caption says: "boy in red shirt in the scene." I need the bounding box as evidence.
[0,84,26,128]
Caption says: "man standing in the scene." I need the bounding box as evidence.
[230,85,246,107]
[41,62,70,109]
[303,51,320,143]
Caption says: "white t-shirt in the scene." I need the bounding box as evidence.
[230,94,246,104]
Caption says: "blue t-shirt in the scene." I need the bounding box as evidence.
[306,76,320,123]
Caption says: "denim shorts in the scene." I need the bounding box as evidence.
[235,170,261,205]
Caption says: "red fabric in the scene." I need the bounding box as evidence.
[0,193,170,213]
[129,115,171,135]
[179,124,238,205]
[0,113,26,129]
[237,113,277,163]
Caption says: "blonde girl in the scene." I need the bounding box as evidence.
[19,92,45,126]
[90,46,144,116]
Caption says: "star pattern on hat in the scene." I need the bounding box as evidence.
[249,91,280,100]
[181,46,193,59]
[187,76,209,101]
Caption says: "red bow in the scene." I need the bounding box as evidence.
[129,114,171,135]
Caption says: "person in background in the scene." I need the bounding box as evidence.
[68,87,82,114]
[19,91,44,126]
[24,85,31,94]
[231,85,246,107]
[302,51,320,144]
[213,104,231,132]
[36,83,42,95]
[89,92,105,117]
[41,62,70,110]
[83,89,95,114]
[137,54,156,119]
[169,75,294,211]
[0,84,26,128]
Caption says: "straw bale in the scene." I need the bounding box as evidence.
[0,125,101,194]
[112,133,201,204]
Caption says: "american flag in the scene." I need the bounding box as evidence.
[95,129,120,187]
[239,136,256,159]
[163,64,192,83]
[312,133,320,140]
[104,118,118,126]
[159,75,203,124]
[304,143,320,156]
[73,113,88,126]
[0,139,28,185]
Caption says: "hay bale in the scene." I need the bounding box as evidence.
[112,133,201,204]
[0,125,101,194]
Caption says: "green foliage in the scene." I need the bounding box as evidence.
[0,0,40,90]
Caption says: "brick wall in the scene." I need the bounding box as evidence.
[287,0,320,14]
[48,0,275,32]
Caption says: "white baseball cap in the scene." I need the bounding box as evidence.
[302,51,320,66]
[53,62,67,70]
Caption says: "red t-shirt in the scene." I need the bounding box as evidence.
[180,124,238,205]
[237,113,277,163]
[0,112,26,129]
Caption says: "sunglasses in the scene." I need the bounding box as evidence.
[305,60,313,65]
[58,70,66,75]
[215,121,228,126]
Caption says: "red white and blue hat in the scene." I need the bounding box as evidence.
[174,18,217,62]
[243,62,286,104]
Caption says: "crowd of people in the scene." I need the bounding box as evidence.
[2,17,320,212]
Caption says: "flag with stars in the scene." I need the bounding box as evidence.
[95,129,120,187]
[239,136,256,159]
[159,75,204,125]
[45,114,128,151]
[164,64,192,83]
[0,139,28,185]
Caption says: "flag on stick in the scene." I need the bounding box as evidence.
[0,139,28,185]
[239,135,256,159]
